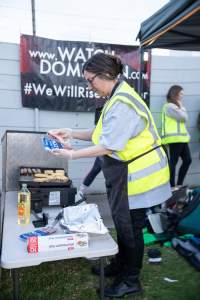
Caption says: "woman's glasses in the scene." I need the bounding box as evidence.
[85,73,100,85]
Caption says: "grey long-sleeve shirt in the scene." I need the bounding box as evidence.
[165,103,188,122]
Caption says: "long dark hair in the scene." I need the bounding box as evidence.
[82,53,124,80]
[166,85,183,107]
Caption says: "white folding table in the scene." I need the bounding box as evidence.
[1,191,118,300]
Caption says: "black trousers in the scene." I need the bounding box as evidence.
[116,208,146,276]
[83,157,102,186]
[169,142,192,187]
[101,155,146,277]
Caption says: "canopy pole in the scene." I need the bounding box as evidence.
[31,0,36,35]
[138,46,144,97]
[31,0,39,131]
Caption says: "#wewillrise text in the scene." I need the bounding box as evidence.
[24,83,99,98]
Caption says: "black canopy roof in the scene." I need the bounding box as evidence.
[137,0,200,51]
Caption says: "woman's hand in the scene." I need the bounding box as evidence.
[177,99,183,108]
[48,128,72,144]
[50,148,74,160]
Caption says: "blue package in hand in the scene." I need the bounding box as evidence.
[42,137,63,151]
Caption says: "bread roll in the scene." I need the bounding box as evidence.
[34,173,48,178]
[55,170,65,176]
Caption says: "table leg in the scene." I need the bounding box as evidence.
[99,258,104,300]
[11,269,20,300]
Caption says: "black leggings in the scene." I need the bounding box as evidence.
[169,143,192,187]
[83,157,102,186]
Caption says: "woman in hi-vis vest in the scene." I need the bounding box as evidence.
[161,85,192,189]
[48,53,171,299]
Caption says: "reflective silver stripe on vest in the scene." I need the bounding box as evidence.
[163,113,166,136]
[128,181,171,208]
[161,133,188,138]
[128,153,168,182]
[117,92,160,143]
[177,120,180,132]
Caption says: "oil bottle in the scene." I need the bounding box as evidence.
[18,183,31,225]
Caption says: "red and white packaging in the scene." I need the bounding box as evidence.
[27,233,89,253]
[27,236,38,253]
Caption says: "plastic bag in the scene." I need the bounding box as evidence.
[60,204,108,234]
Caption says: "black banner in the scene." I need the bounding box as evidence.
[20,35,151,112]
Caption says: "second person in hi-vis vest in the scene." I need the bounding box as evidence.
[161,85,192,188]
[48,53,171,299]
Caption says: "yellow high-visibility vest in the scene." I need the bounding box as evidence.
[161,103,190,144]
[92,81,169,196]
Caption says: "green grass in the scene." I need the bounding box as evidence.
[1,233,200,300]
